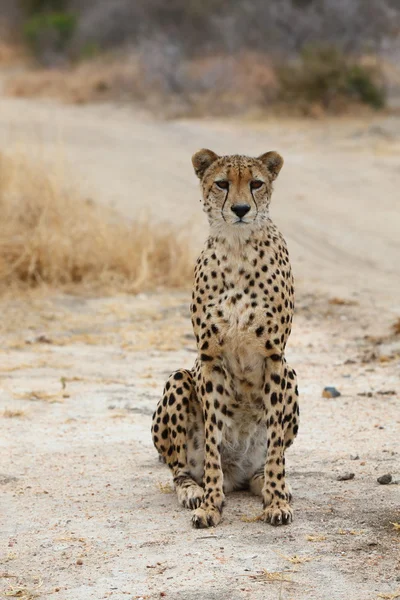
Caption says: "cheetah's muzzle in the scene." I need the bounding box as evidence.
[151,149,300,527]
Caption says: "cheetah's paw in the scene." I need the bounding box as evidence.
[176,483,203,510]
[191,505,222,528]
[261,502,293,526]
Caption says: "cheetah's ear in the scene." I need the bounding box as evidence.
[192,149,220,179]
[257,151,284,181]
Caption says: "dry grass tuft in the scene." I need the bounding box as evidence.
[0,151,193,294]
[15,390,65,403]
[249,570,292,583]
[3,575,42,599]
[2,409,25,418]
[392,318,400,336]
[306,534,327,542]
[157,482,174,494]
[276,552,314,565]
[240,513,263,523]
[337,529,364,536]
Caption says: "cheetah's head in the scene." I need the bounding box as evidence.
[192,150,283,233]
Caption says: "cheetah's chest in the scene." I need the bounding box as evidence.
[218,293,266,389]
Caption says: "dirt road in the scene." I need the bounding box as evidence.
[0,96,400,303]
[1,96,399,600]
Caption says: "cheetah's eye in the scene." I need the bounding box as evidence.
[216,180,229,190]
[250,180,264,190]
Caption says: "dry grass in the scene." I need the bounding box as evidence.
[275,552,314,565]
[0,41,26,66]
[4,51,277,117]
[392,318,400,336]
[157,482,174,494]
[249,570,293,583]
[5,55,142,105]
[3,576,43,599]
[240,513,263,523]
[3,409,25,418]
[306,534,327,542]
[4,48,393,118]
[15,390,65,403]
[0,150,193,294]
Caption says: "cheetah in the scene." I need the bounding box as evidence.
[152,149,299,528]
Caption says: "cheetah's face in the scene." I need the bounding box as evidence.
[192,150,283,230]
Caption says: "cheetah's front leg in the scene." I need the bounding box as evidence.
[191,365,225,528]
[261,357,293,525]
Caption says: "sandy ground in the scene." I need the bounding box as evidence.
[0,94,399,600]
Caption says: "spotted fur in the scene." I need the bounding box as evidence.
[152,149,299,528]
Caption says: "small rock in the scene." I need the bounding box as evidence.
[350,454,360,460]
[337,472,355,481]
[323,387,341,398]
[76,559,83,565]
[377,473,392,485]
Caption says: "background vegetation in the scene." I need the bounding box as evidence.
[1,0,399,115]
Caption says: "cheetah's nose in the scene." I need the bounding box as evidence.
[231,204,251,218]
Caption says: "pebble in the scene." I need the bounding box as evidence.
[377,473,392,485]
[350,454,360,460]
[323,387,341,398]
[337,472,355,481]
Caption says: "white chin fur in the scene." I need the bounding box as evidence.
[210,215,267,244]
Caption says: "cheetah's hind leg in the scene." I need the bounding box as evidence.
[249,467,264,497]
[152,369,204,510]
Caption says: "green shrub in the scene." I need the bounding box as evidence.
[345,64,385,109]
[23,11,76,63]
[78,41,100,62]
[276,45,385,112]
